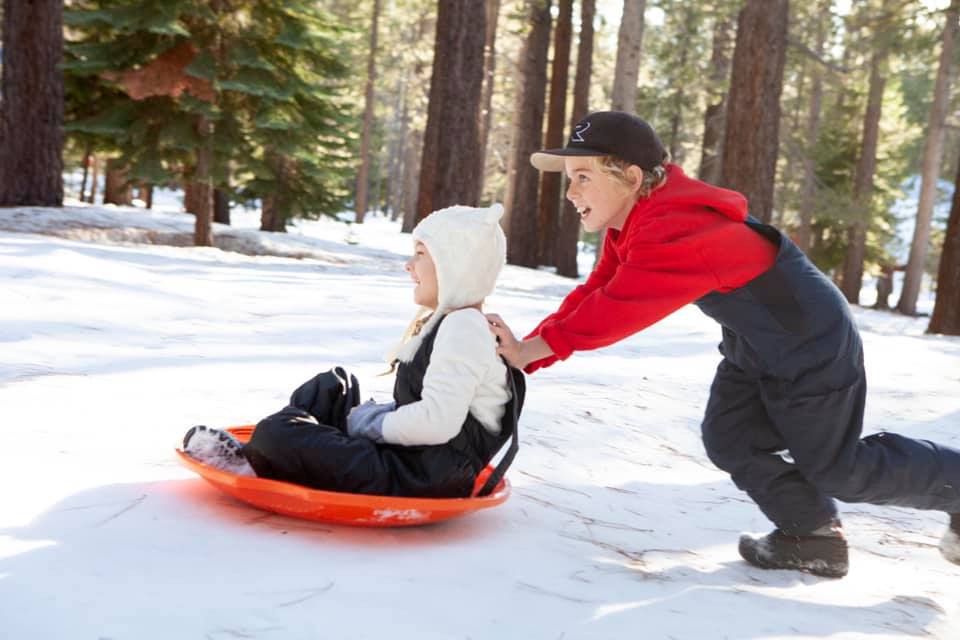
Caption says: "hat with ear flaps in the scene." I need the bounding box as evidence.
[387,203,507,365]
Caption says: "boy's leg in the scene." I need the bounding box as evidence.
[703,359,849,577]
[702,359,838,534]
[764,372,960,515]
[764,369,960,567]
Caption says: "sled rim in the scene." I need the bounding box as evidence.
[176,425,511,526]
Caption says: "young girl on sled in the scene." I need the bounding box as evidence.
[183,204,525,498]
[487,110,960,578]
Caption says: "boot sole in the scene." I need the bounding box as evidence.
[739,535,849,578]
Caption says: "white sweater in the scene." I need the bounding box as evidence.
[380,308,511,446]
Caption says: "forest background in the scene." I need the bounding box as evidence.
[2,0,960,334]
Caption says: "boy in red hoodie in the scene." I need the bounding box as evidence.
[487,110,960,578]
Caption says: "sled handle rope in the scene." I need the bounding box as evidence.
[475,364,521,497]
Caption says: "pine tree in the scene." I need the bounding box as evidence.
[720,0,789,223]
[505,0,552,267]
[0,0,64,206]
[414,0,487,223]
[928,150,960,335]
[63,1,355,240]
[898,0,959,315]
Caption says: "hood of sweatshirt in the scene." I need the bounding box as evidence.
[637,164,748,223]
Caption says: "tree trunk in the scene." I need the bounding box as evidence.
[354,0,381,224]
[610,0,645,112]
[260,194,285,232]
[192,117,214,246]
[898,0,959,316]
[0,0,63,207]
[415,0,487,223]
[87,155,100,204]
[103,160,132,205]
[537,0,573,266]
[401,128,423,233]
[796,5,828,255]
[719,0,788,223]
[698,15,733,184]
[214,188,230,225]
[390,77,409,221]
[666,5,696,164]
[555,0,595,278]
[928,150,960,335]
[504,0,552,267]
[840,21,889,305]
[79,144,92,202]
[478,0,501,196]
[144,184,154,210]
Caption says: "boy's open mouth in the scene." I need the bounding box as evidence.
[577,206,591,219]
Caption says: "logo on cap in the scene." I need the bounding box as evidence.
[571,121,590,143]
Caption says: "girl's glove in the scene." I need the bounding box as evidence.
[346,399,396,442]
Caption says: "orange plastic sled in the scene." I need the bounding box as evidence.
[176,425,511,527]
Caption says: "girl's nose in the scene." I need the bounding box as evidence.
[404,259,413,273]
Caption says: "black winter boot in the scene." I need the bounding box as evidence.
[940,513,960,565]
[739,520,848,578]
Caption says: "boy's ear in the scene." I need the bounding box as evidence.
[626,165,644,190]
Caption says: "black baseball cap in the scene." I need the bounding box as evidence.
[530,111,668,172]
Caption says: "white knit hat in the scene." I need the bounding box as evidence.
[388,203,506,364]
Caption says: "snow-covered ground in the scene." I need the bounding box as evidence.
[1,201,958,639]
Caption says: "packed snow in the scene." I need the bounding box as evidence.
[1,198,958,639]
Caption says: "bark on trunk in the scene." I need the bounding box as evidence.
[355,0,382,224]
[898,0,958,316]
[698,13,734,184]
[415,0,487,223]
[87,155,100,204]
[103,161,132,205]
[537,0,573,266]
[260,195,286,232]
[666,6,696,164]
[478,0,501,196]
[840,33,888,305]
[928,151,960,335]
[610,0,645,112]
[80,145,92,202]
[401,129,423,233]
[555,0,595,278]
[214,188,230,225]
[0,0,64,206]
[192,117,214,246]
[719,0,788,223]
[504,0,552,267]
[796,6,828,255]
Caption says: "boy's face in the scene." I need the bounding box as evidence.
[405,241,439,309]
[564,157,640,233]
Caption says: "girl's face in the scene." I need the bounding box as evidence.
[564,157,642,232]
[405,241,439,308]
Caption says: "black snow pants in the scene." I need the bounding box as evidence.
[697,219,960,534]
[242,316,524,498]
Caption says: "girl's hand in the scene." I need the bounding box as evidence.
[485,313,524,368]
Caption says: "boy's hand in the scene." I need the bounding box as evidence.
[487,313,556,370]
[486,313,524,368]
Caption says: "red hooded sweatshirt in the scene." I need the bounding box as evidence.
[524,164,778,373]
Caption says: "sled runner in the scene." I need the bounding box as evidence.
[176,425,511,527]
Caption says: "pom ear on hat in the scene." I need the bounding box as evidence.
[484,203,505,224]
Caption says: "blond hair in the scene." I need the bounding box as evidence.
[591,155,669,199]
